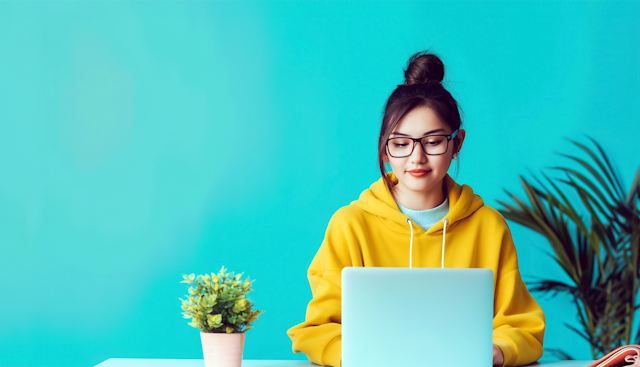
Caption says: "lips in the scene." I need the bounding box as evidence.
[407,169,429,177]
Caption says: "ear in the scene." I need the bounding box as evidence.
[380,135,390,163]
[382,151,390,163]
[381,144,390,163]
[453,129,466,155]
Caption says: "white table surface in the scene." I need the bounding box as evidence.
[95,361,313,367]
[95,359,595,367]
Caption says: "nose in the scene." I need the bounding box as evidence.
[410,140,427,163]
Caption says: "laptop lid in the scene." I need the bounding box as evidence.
[342,267,494,367]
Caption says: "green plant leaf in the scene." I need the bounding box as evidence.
[496,137,640,358]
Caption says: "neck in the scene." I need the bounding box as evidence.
[393,180,446,211]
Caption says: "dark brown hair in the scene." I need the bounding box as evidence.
[377,51,463,191]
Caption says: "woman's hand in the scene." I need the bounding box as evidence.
[493,344,504,366]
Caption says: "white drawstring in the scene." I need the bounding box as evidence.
[406,219,414,268]
[442,219,449,268]
[406,218,449,268]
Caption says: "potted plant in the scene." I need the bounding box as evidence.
[180,266,264,367]
[496,137,640,359]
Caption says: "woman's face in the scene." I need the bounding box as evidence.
[386,106,464,203]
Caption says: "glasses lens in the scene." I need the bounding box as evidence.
[422,135,448,155]
[388,138,413,157]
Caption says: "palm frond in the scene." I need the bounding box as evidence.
[497,136,640,359]
[627,164,640,206]
[575,137,625,198]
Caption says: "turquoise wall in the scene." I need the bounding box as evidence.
[1,1,639,366]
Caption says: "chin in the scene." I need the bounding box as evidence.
[410,183,436,193]
[404,174,443,192]
[403,179,436,193]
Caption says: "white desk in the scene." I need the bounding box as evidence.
[95,359,595,367]
[95,361,312,367]
[95,358,312,367]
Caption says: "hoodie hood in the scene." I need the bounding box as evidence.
[351,172,484,236]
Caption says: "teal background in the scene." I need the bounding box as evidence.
[0,1,639,366]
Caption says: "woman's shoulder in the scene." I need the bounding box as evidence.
[329,204,370,225]
[469,204,511,230]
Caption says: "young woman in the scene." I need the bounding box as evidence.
[286,52,545,367]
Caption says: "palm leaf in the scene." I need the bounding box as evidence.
[628,164,640,206]
[497,136,640,359]
[574,137,624,198]
[552,164,617,221]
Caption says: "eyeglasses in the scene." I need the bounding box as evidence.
[386,130,459,158]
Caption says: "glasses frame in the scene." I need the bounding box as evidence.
[386,130,459,158]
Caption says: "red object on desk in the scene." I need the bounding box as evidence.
[587,345,640,367]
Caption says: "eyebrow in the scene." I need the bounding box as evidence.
[390,129,446,137]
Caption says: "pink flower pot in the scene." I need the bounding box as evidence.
[200,331,245,367]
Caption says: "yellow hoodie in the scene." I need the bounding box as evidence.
[287,173,545,367]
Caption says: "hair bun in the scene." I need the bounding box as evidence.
[404,52,445,85]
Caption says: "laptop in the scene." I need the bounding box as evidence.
[342,267,494,367]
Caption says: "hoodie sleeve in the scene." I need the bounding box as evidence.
[287,207,360,367]
[492,224,546,367]
[286,269,343,367]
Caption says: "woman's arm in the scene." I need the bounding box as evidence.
[492,266,545,366]
[287,269,343,367]
[287,208,358,367]
[491,223,546,366]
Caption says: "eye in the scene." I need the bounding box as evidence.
[390,138,411,148]
[424,137,445,146]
